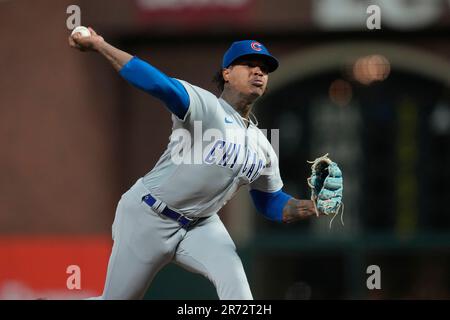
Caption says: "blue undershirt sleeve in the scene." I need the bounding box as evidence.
[249,189,292,222]
[119,56,190,120]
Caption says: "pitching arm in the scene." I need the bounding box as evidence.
[69,27,189,120]
[118,57,189,120]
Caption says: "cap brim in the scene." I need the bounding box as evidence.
[229,53,279,73]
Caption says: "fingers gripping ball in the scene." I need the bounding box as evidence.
[307,154,344,228]
[71,26,91,37]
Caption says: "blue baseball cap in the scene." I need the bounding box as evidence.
[222,40,279,73]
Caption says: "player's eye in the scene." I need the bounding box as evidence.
[247,63,268,73]
[239,61,252,67]
[260,66,269,74]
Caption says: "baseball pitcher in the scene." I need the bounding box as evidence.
[68,27,343,300]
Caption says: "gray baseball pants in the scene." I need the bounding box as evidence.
[95,178,252,300]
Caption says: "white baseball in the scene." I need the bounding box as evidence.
[71,26,91,38]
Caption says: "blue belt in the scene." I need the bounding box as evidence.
[142,194,201,229]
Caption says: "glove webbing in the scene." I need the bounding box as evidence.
[307,153,345,229]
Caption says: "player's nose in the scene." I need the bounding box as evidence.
[254,66,263,73]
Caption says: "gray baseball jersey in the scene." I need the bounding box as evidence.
[94,80,285,300]
[142,80,284,218]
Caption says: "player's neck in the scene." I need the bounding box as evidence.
[220,89,254,120]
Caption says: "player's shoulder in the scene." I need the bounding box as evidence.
[177,79,219,102]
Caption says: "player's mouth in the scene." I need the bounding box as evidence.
[251,79,264,87]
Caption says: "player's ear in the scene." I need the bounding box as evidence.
[222,68,230,82]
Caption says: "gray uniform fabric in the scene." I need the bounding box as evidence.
[98,81,283,299]
[142,80,283,217]
[100,178,252,299]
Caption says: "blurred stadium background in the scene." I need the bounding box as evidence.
[0,0,449,299]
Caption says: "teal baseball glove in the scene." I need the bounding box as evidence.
[307,154,344,228]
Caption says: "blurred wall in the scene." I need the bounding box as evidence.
[0,0,125,234]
